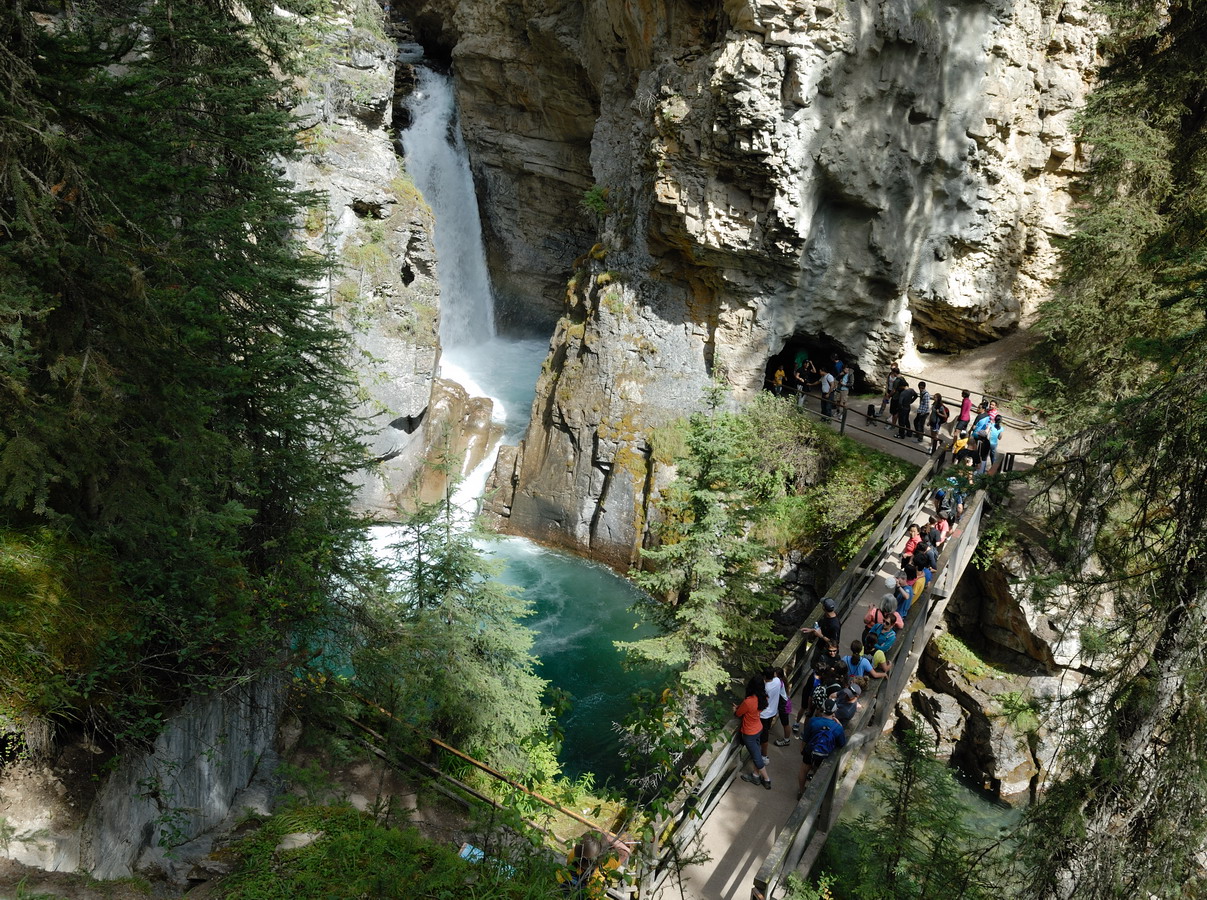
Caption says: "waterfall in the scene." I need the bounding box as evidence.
[400,68,496,350]
[394,64,660,787]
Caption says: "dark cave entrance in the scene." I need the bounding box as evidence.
[762,334,863,395]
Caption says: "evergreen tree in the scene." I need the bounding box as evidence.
[619,386,780,702]
[824,723,1001,900]
[0,2,371,738]
[1018,0,1207,894]
[356,492,549,769]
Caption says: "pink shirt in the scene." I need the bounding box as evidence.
[959,397,972,422]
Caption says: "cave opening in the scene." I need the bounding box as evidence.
[762,333,864,395]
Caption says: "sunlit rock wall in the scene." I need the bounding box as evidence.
[400,0,1100,562]
[285,9,443,515]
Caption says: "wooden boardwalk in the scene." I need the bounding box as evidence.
[644,390,1017,900]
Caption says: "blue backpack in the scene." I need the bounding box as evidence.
[809,723,838,757]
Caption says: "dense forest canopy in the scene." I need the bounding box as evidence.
[1018,0,1207,894]
[0,0,373,741]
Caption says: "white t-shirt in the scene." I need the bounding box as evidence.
[762,677,784,720]
[820,373,835,395]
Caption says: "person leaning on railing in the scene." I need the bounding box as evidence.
[801,597,840,648]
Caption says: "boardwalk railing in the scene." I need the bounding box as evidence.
[750,488,989,899]
[634,452,949,898]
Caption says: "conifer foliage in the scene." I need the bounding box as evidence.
[0,1,369,739]
[816,723,1001,900]
[620,386,780,700]
[357,494,549,769]
[1020,0,1207,894]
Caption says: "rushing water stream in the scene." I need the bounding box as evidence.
[399,66,660,787]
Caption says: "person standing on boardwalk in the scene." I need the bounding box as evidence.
[976,414,1005,474]
[879,365,901,419]
[761,667,792,755]
[913,382,931,443]
[735,675,772,790]
[802,597,841,653]
[819,368,836,419]
[896,381,918,440]
[797,701,847,798]
[956,389,973,433]
[771,364,786,396]
[837,365,854,414]
[928,394,950,454]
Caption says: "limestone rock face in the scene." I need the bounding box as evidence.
[920,635,1041,798]
[399,0,1100,560]
[947,545,1062,670]
[0,678,283,880]
[285,10,442,515]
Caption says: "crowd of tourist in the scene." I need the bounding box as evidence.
[740,354,999,799]
[770,351,1009,474]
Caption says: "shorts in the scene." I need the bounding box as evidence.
[804,751,829,769]
[759,716,776,744]
[741,731,765,769]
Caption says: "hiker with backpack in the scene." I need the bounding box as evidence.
[878,365,901,420]
[797,699,848,799]
[837,365,854,413]
[862,596,903,647]
[794,654,845,733]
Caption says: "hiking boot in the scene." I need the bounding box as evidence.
[740,773,761,786]
[762,778,772,790]
[774,738,791,747]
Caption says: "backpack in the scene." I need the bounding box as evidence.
[808,723,838,757]
[812,679,843,711]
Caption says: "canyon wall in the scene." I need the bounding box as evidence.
[286,8,471,515]
[400,0,1100,562]
[0,678,283,880]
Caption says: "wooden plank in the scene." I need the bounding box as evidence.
[751,490,989,896]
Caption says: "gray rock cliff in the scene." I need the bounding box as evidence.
[401,0,1100,562]
[285,7,444,515]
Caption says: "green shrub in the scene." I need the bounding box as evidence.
[581,185,609,217]
[221,805,565,899]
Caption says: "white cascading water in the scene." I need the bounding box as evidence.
[396,65,658,787]
[400,67,508,516]
[400,67,496,351]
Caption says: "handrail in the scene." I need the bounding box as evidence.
[895,372,1036,432]
[635,453,945,898]
[751,489,989,898]
[351,692,617,838]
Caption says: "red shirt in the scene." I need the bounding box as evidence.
[735,696,763,735]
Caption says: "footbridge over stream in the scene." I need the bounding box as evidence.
[638,448,994,900]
